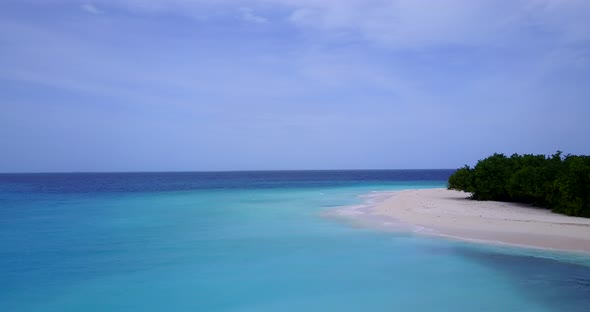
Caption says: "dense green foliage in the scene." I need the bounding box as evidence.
[448,152,590,217]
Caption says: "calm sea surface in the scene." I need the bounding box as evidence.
[1,171,590,311]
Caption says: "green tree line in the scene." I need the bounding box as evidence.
[448,152,590,217]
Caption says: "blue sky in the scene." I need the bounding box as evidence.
[1,0,589,172]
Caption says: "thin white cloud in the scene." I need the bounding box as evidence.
[239,7,268,24]
[280,0,590,48]
[81,3,103,14]
[69,0,590,48]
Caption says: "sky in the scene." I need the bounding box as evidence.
[1,0,589,172]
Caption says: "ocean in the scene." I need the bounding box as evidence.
[1,170,589,311]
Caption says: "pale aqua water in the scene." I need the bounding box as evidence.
[1,171,590,311]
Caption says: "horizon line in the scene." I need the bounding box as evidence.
[0,168,457,174]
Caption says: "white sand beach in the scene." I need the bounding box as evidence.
[335,188,590,252]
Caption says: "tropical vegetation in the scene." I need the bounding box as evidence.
[448,152,590,217]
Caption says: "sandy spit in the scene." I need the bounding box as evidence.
[334,188,590,253]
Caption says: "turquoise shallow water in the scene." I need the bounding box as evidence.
[1,171,590,311]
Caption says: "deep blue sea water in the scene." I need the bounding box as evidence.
[1,170,590,311]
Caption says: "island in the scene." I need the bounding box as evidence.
[331,152,590,252]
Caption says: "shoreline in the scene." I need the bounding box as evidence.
[327,188,590,253]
